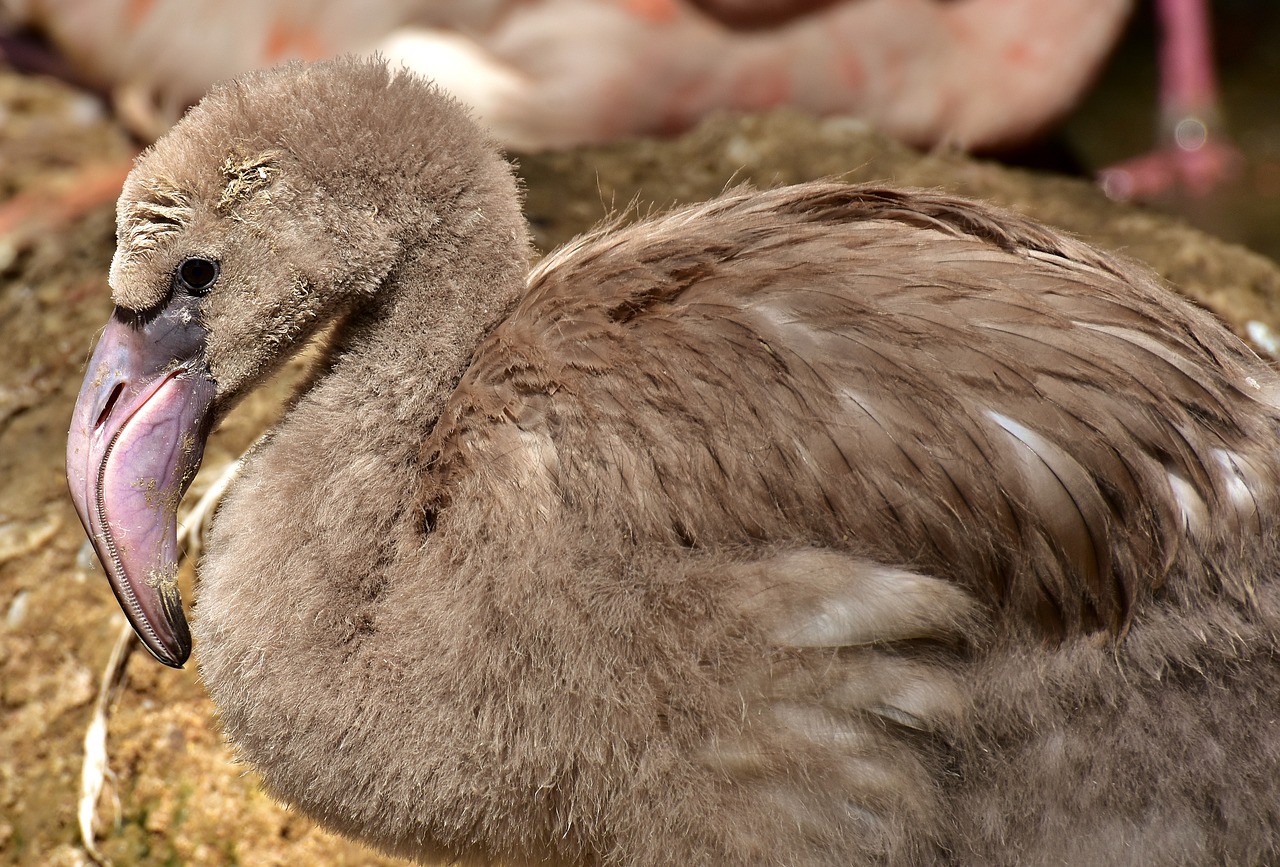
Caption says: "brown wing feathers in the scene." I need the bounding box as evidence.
[436,184,1279,640]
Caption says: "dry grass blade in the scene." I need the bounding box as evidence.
[78,618,135,867]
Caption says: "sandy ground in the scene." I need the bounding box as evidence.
[2,66,1280,866]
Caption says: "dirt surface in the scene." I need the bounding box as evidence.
[3,68,1280,867]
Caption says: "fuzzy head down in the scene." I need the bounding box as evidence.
[108,56,527,407]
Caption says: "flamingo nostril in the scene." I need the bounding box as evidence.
[94,382,125,431]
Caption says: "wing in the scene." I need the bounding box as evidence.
[427,184,1280,639]
[415,184,1280,861]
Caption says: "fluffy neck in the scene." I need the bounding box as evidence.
[317,210,530,462]
[193,160,542,860]
[259,148,532,577]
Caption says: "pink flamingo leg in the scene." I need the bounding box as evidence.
[1099,0,1241,201]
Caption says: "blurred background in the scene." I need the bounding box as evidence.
[1,2,1278,865]
[1061,0,1280,260]
[1,0,1278,257]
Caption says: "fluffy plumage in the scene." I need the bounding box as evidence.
[95,58,1280,865]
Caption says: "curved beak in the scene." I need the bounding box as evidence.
[67,298,216,668]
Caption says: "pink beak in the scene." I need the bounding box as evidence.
[67,298,215,668]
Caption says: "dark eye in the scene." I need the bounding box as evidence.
[177,257,219,293]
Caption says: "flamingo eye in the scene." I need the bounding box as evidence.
[177,257,219,293]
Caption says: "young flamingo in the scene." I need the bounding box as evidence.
[68,57,1280,866]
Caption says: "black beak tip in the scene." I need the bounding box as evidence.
[123,585,192,669]
[143,632,191,669]
[156,651,188,670]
